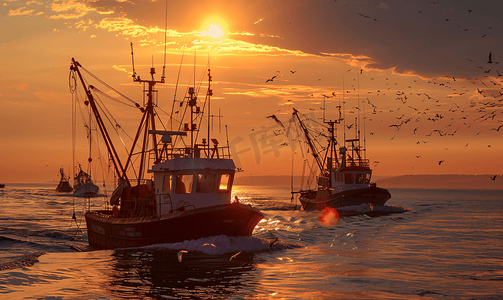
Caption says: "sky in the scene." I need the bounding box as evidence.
[1,0,502,183]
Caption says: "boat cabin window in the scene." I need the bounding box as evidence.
[366,173,371,183]
[162,175,172,192]
[344,173,354,184]
[176,174,193,194]
[218,173,233,193]
[356,173,365,184]
[196,173,217,193]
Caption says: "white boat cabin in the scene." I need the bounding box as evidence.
[152,157,236,216]
[315,167,372,194]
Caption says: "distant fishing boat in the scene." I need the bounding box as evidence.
[73,163,100,197]
[0,184,5,189]
[291,108,391,211]
[69,55,263,249]
[55,168,73,193]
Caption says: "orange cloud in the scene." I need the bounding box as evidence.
[8,7,35,16]
[49,0,95,19]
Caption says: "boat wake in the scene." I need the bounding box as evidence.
[130,234,302,256]
[336,203,409,217]
[0,249,46,271]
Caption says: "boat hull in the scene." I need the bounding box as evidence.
[56,181,73,193]
[85,203,264,249]
[300,186,391,211]
[74,182,100,197]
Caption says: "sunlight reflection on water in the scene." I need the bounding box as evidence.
[0,186,502,299]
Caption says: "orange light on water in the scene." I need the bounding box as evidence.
[320,207,339,226]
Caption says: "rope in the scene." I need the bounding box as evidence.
[80,66,139,107]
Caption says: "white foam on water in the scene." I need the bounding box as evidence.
[145,235,271,255]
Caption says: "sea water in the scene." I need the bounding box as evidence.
[0,184,502,299]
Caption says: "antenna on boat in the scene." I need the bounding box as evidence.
[161,0,168,82]
[342,73,346,145]
[225,125,230,151]
[131,42,137,80]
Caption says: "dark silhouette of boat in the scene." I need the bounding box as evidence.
[55,168,73,193]
[291,108,391,211]
[69,56,263,249]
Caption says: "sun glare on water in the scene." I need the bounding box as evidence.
[200,24,225,39]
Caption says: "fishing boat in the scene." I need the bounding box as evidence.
[69,56,263,249]
[73,163,100,197]
[291,108,391,211]
[55,168,73,193]
[0,184,5,189]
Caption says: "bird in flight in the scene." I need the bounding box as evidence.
[177,250,188,262]
[229,251,242,261]
[267,114,284,128]
[488,52,493,64]
[490,175,497,180]
[265,75,277,83]
[490,125,503,131]
[438,160,444,165]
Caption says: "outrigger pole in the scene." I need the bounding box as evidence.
[70,58,129,185]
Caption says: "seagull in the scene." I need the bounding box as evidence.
[269,237,279,250]
[267,114,284,128]
[490,124,503,131]
[229,251,241,261]
[265,75,277,83]
[488,52,493,64]
[438,160,444,165]
[490,175,497,180]
[177,250,188,263]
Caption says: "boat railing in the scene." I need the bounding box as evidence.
[147,144,233,168]
[346,158,370,168]
[331,184,368,194]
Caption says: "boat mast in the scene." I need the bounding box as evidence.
[128,43,164,184]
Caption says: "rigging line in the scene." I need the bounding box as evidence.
[80,66,139,107]
[193,65,209,144]
[93,96,132,156]
[92,86,137,108]
[170,40,186,130]
[92,90,134,142]
[72,92,76,216]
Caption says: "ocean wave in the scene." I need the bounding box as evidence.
[0,251,46,271]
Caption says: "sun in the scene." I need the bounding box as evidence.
[200,24,225,39]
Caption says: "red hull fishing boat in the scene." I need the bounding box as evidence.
[291,108,391,211]
[69,55,263,249]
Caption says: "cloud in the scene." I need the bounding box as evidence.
[3,83,28,91]
[112,65,128,73]
[378,2,390,10]
[49,0,95,19]
[96,17,176,38]
[8,7,35,16]
[33,91,68,104]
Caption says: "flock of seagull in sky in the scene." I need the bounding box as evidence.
[261,23,501,178]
